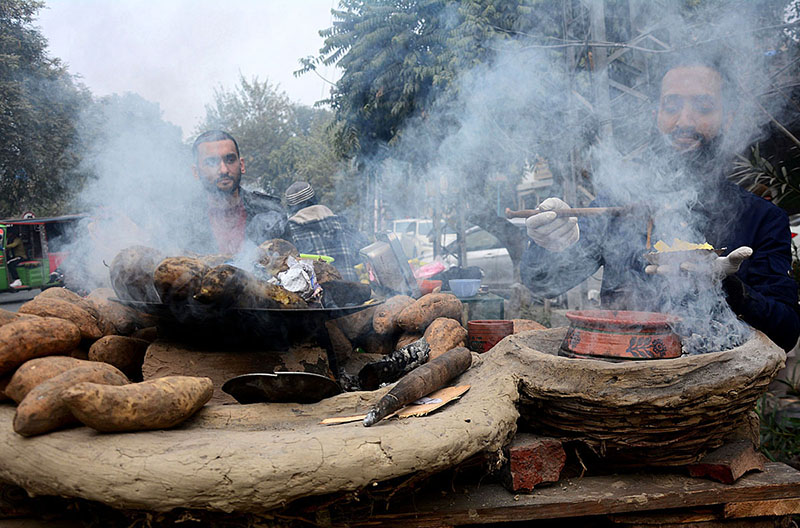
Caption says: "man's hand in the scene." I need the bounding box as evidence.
[645,246,753,278]
[525,197,580,252]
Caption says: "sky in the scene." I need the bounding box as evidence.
[36,0,340,139]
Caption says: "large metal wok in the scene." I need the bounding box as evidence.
[112,298,381,375]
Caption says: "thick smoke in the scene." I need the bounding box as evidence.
[60,93,206,292]
[368,1,794,352]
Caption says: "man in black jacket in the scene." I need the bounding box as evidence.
[191,130,286,254]
[522,58,800,352]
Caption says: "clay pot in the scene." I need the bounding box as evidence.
[559,310,681,361]
[468,320,514,353]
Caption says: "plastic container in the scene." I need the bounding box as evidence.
[449,279,481,298]
[418,279,442,295]
[468,319,514,353]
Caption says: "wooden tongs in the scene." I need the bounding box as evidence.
[504,206,630,219]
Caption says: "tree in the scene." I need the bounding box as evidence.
[0,0,90,217]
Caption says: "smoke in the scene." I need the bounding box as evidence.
[363,1,794,352]
[59,92,206,292]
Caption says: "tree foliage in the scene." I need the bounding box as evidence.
[0,0,90,217]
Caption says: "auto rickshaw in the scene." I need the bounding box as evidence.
[0,214,87,293]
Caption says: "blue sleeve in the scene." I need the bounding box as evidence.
[520,214,605,299]
[723,209,800,352]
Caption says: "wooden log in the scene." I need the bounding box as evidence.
[687,440,766,484]
[363,346,472,427]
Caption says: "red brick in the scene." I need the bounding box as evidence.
[502,434,566,492]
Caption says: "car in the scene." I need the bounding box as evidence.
[390,218,456,259]
[419,219,526,288]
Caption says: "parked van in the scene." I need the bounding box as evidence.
[391,218,457,258]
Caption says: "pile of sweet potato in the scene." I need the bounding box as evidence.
[330,292,469,363]
[0,287,212,437]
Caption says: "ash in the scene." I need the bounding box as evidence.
[679,317,751,355]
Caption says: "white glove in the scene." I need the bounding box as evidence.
[525,197,580,252]
[645,246,753,278]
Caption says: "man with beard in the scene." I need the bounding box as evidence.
[191,130,286,254]
[521,58,800,352]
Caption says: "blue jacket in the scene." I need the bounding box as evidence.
[521,180,800,351]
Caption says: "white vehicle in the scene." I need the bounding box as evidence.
[419,219,526,287]
[391,218,456,259]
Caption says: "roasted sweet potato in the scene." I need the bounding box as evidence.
[130,326,158,343]
[321,280,372,307]
[13,363,129,436]
[194,264,307,309]
[61,376,213,432]
[373,295,414,336]
[0,318,82,375]
[313,260,342,283]
[5,356,91,403]
[19,298,103,341]
[257,239,299,277]
[423,317,468,360]
[153,257,209,304]
[396,293,463,333]
[396,332,423,350]
[86,287,154,335]
[110,245,164,302]
[88,335,150,380]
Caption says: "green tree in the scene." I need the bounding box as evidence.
[0,0,90,216]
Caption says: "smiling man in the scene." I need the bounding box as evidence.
[191,130,286,255]
[520,56,800,352]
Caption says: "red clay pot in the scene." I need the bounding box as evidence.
[560,310,682,360]
[468,320,514,353]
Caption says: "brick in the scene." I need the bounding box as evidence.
[687,440,766,484]
[502,434,566,493]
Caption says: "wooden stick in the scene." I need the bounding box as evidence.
[646,217,654,250]
[505,206,628,219]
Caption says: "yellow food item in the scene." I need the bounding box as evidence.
[653,238,713,253]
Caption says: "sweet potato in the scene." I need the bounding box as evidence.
[0,308,27,328]
[373,295,414,335]
[194,264,307,308]
[257,239,299,277]
[153,256,209,304]
[396,332,423,350]
[13,363,129,436]
[0,375,10,401]
[313,260,341,283]
[130,326,158,343]
[36,288,102,322]
[62,376,213,432]
[396,293,463,333]
[86,287,155,335]
[19,298,103,341]
[5,356,90,403]
[110,245,164,302]
[0,317,81,375]
[88,335,150,380]
[423,317,468,360]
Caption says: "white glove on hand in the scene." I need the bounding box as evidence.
[525,197,580,252]
[645,246,752,278]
